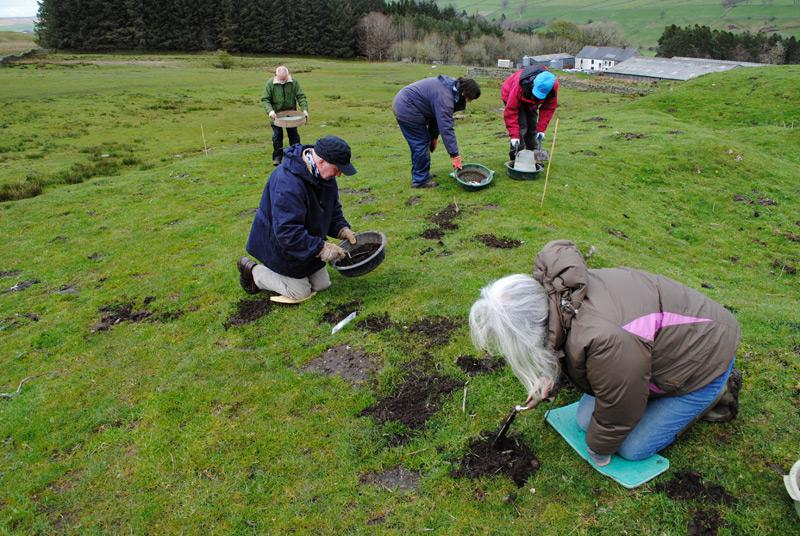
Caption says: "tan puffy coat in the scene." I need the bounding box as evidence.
[533,240,739,454]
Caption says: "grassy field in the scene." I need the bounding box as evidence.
[1,53,799,534]
[0,31,36,55]
[441,0,800,51]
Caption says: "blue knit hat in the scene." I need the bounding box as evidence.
[533,71,556,99]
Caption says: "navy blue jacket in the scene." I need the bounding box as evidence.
[392,75,460,156]
[246,144,349,278]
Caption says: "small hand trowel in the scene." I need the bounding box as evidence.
[492,404,531,449]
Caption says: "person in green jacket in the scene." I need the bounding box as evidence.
[262,66,309,165]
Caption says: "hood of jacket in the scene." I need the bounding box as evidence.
[272,75,294,84]
[532,239,588,351]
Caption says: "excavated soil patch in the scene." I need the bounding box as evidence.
[771,259,797,275]
[584,116,607,122]
[0,270,21,277]
[1,312,40,331]
[733,193,777,206]
[337,243,381,267]
[475,234,522,249]
[321,300,362,325]
[223,296,273,330]
[688,508,723,536]
[2,279,39,293]
[94,297,184,331]
[619,132,646,140]
[303,344,380,385]
[356,312,392,333]
[451,433,541,487]
[456,355,504,375]
[360,466,420,492]
[360,370,461,431]
[653,471,735,505]
[406,195,421,207]
[406,316,459,346]
[607,228,629,240]
[420,228,445,240]
[428,203,460,230]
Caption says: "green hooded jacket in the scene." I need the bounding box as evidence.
[261,74,308,117]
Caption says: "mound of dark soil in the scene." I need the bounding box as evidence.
[475,234,522,249]
[733,193,777,206]
[0,312,40,331]
[0,269,21,277]
[406,195,421,207]
[771,259,797,275]
[356,312,392,333]
[584,116,607,122]
[619,132,646,140]
[94,299,154,331]
[321,300,362,325]
[360,371,461,430]
[420,228,445,240]
[406,316,459,346]
[428,203,460,230]
[458,170,488,184]
[452,433,541,487]
[607,228,629,240]
[337,243,381,267]
[223,296,273,330]
[688,508,723,536]
[339,187,371,195]
[303,344,380,385]
[456,355,504,375]
[360,466,420,492]
[653,471,735,505]
[2,279,39,293]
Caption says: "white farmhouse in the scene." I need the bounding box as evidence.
[575,46,639,72]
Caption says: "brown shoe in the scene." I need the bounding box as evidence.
[237,257,260,294]
[412,180,438,189]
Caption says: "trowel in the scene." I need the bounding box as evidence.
[492,404,532,449]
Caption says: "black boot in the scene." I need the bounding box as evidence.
[237,257,260,295]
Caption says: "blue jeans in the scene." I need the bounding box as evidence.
[397,119,435,186]
[576,358,735,461]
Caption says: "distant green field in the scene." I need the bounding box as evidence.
[1,53,799,533]
[0,31,36,55]
[442,0,800,51]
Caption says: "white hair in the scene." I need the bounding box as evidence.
[469,274,559,402]
[275,66,289,77]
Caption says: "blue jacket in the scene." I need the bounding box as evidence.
[392,75,460,156]
[246,144,349,278]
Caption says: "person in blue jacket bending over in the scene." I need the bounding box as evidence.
[393,76,481,188]
[238,136,358,302]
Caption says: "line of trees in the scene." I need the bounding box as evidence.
[656,24,800,64]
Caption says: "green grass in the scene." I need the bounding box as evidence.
[1,53,799,534]
[0,31,36,55]
[442,0,800,51]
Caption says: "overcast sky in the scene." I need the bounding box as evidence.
[0,0,39,18]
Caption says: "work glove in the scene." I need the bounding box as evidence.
[318,241,346,262]
[337,227,357,245]
[268,110,277,121]
[303,110,309,122]
[451,155,463,170]
[429,138,438,152]
[535,132,545,142]
[587,447,611,467]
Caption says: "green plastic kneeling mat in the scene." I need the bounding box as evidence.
[546,402,669,489]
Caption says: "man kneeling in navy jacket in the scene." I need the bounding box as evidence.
[238,135,358,302]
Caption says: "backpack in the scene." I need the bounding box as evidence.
[519,66,553,101]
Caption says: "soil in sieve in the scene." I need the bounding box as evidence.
[337,242,381,267]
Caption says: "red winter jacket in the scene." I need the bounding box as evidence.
[500,69,559,139]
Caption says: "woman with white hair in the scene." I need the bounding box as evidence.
[469,240,741,465]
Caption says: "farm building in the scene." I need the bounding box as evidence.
[575,46,639,71]
[604,56,768,82]
[521,53,575,70]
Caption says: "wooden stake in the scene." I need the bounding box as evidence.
[201,124,208,156]
[539,117,559,209]
[461,380,469,413]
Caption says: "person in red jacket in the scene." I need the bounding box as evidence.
[501,67,558,163]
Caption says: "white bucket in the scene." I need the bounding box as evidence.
[785,459,800,518]
[514,150,537,171]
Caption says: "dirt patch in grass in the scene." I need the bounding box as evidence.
[772,259,797,275]
[653,471,735,505]
[421,227,445,240]
[223,296,273,330]
[456,355,504,375]
[337,243,381,267]
[0,269,21,277]
[360,466,420,492]
[451,432,541,487]
[733,193,777,206]
[360,366,461,432]
[687,508,723,536]
[475,234,522,249]
[303,344,380,385]
[406,195,421,207]
[339,187,371,195]
[321,299,362,325]
[54,284,79,295]
[584,116,607,122]
[428,203,460,230]
[2,279,39,293]
[572,149,597,156]
[668,130,685,135]
[356,312,392,333]
[405,316,459,346]
[607,228,629,240]
[0,312,39,331]
[618,132,646,140]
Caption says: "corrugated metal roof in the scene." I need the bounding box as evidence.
[576,46,639,62]
[604,57,740,80]
[529,52,574,61]
[671,56,766,67]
